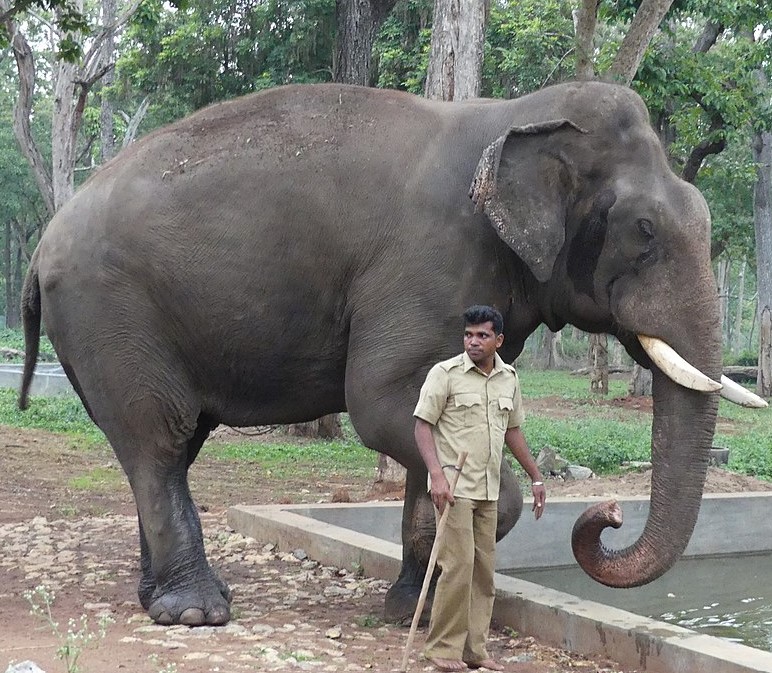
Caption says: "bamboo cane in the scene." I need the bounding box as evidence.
[399,451,468,672]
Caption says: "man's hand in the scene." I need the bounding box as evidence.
[531,482,546,520]
[430,471,455,514]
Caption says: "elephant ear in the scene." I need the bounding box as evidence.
[469,119,586,283]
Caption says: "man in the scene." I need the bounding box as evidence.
[413,305,547,672]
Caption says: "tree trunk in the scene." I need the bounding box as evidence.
[99,0,117,163]
[376,453,406,483]
[606,0,675,85]
[2,5,55,218]
[629,364,653,396]
[539,328,562,369]
[334,0,397,85]
[754,129,772,397]
[573,0,598,81]
[287,415,343,439]
[424,0,488,101]
[732,257,746,354]
[4,221,14,328]
[589,333,608,395]
[716,257,729,342]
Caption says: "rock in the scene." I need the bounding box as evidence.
[325,626,343,639]
[564,465,594,481]
[536,446,569,475]
[621,461,652,472]
[5,663,46,673]
[292,548,309,561]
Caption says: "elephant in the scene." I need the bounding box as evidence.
[19,80,766,628]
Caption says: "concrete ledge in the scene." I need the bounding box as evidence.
[228,498,772,673]
[493,574,772,673]
[228,503,403,581]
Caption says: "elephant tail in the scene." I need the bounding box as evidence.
[19,248,41,410]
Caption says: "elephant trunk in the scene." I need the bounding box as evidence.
[572,367,720,586]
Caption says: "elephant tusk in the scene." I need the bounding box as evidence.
[720,375,769,408]
[638,335,722,393]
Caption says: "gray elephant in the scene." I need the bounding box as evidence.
[19,80,764,627]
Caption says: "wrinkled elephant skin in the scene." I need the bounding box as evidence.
[20,81,722,625]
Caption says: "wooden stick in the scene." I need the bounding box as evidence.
[399,451,468,672]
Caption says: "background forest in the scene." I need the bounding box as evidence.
[0,0,771,389]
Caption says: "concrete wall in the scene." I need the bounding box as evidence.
[228,496,772,673]
[0,364,74,397]
[290,493,772,570]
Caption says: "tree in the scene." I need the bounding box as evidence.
[424,0,487,100]
[334,0,397,85]
[2,0,140,217]
[0,55,45,324]
[754,129,772,396]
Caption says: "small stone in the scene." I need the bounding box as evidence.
[5,662,47,673]
[325,626,342,639]
[292,549,309,561]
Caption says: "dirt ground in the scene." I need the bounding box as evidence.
[1,403,771,673]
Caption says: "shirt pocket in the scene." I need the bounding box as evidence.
[454,393,483,426]
[495,397,514,430]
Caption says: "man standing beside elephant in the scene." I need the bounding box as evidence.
[414,305,547,672]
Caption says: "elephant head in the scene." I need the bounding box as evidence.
[470,83,766,588]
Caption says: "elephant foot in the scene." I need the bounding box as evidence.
[140,573,232,626]
[384,579,433,625]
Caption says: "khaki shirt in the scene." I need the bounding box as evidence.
[413,351,525,501]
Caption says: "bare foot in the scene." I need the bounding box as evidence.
[467,659,506,671]
[427,657,468,672]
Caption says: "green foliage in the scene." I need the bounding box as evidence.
[523,415,652,474]
[0,328,56,359]
[114,0,336,130]
[482,0,575,98]
[0,388,104,442]
[374,0,432,93]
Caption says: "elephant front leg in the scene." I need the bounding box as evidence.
[383,457,523,624]
[384,469,436,624]
[134,467,231,626]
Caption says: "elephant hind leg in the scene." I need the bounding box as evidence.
[136,411,230,626]
[61,351,229,625]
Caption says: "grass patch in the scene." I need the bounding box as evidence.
[516,368,630,399]
[0,328,56,360]
[2,366,769,482]
[205,439,377,477]
[0,389,104,445]
[68,466,124,492]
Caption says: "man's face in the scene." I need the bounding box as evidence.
[463,321,504,365]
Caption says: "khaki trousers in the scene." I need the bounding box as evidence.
[423,498,497,664]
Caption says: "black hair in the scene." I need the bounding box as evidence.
[463,305,504,335]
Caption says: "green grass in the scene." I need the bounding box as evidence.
[1,361,769,481]
[205,439,377,477]
[0,389,104,445]
[0,327,56,360]
[68,466,124,491]
[516,369,630,399]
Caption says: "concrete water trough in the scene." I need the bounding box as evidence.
[0,363,74,396]
[229,493,772,673]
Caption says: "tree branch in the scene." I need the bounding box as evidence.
[607,0,674,85]
[692,20,723,53]
[2,9,56,217]
[680,92,727,183]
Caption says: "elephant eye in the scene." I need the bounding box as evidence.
[637,218,654,240]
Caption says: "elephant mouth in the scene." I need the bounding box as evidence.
[636,334,766,408]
